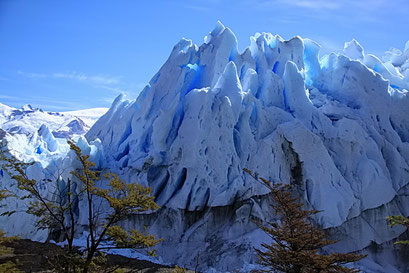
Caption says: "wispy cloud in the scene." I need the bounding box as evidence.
[52,72,121,85]
[185,5,211,12]
[15,70,146,109]
[255,0,389,10]
[17,71,48,78]
[180,0,220,12]
[275,0,340,10]
[0,93,92,111]
[17,70,146,93]
[0,94,21,100]
[249,0,408,19]
[17,70,121,86]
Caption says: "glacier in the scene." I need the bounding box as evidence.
[0,103,108,138]
[2,22,409,272]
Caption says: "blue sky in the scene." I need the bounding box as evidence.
[1,0,408,111]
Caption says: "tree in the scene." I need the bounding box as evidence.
[1,140,162,273]
[243,168,366,273]
[386,215,409,245]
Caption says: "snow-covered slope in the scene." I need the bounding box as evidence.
[0,103,108,138]
[2,22,409,272]
[62,108,109,128]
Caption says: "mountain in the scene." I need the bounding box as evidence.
[2,22,409,272]
[61,108,110,128]
[0,103,108,138]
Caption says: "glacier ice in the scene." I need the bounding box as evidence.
[2,22,409,272]
[343,39,365,61]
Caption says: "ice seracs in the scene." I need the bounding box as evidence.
[36,124,58,153]
[343,39,364,61]
[2,22,409,272]
[85,22,409,271]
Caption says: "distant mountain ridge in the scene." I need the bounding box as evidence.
[0,103,108,138]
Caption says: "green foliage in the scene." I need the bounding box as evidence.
[48,252,125,273]
[0,190,12,202]
[106,225,162,255]
[0,189,16,217]
[1,140,161,273]
[386,215,409,245]
[48,252,84,273]
[244,168,366,273]
[0,261,22,273]
[0,230,18,256]
[172,265,188,273]
[97,173,159,213]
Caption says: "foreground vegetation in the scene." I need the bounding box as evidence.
[244,169,366,273]
[0,141,161,273]
[0,238,179,273]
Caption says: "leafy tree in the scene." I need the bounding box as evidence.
[386,215,409,245]
[244,168,366,273]
[1,140,162,273]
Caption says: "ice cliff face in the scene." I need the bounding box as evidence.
[2,22,409,272]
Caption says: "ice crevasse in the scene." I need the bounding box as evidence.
[2,22,409,272]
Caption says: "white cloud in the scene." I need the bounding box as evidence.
[0,94,91,111]
[18,70,121,86]
[283,0,340,10]
[17,70,48,78]
[250,0,408,18]
[179,0,223,12]
[17,70,131,95]
[15,70,147,107]
[185,4,212,11]
[251,0,340,11]
[0,94,20,100]
[51,72,121,85]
